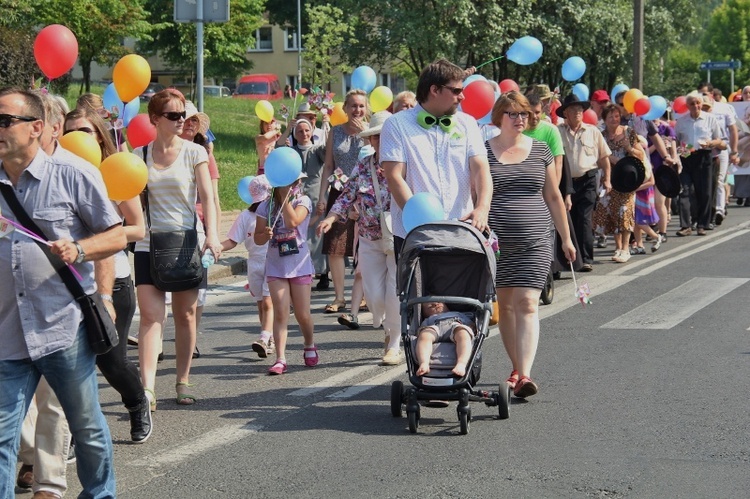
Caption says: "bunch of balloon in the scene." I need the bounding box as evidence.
[126,114,157,149]
[642,96,668,120]
[370,86,393,113]
[622,89,644,114]
[506,36,544,65]
[99,153,149,201]
[633,98,651,117]
[34,25,78,80]
[58,131,101,167]
[113,54,151,102]
[265,148,303,188]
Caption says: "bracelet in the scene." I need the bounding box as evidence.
[100,294,113,303]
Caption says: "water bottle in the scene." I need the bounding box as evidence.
[201,249,215,269]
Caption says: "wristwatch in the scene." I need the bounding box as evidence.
[100,294,113,303]
[73,241,85,264]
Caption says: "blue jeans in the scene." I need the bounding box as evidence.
[0,323,116,499]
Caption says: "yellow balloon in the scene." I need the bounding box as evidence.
[99,152,148,201]
[623,88,644,114]
[255,100,274,123]
[113,54,152,102]
[330,102,348,126]
[58,131,102,167]
[369,86,393,113]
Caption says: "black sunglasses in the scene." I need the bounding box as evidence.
[63,127,96,135]
[0,114,39,128]
[161,111,186,121]
[440,85,464,96]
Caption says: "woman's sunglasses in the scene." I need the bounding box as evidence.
[161,111,186,121]
[63,127,96,135]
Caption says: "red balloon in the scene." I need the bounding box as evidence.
[672,96,688,114]
[34,25,79,79]
[461,81,495,119]
[127,114,156,149]
[582,109,598,125]
[634,97,651,116]
[499,79,520,93]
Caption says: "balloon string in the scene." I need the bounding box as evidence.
[475,56,504,70]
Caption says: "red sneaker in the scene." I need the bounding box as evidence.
[506,370,519,389]
[513,376,538,398]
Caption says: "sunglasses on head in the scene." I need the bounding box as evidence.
[161,111,186,121]
[440,85,464,96]
[63,127,96,135]
[0,114,39,128]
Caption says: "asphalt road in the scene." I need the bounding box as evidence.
[16,210,750,498]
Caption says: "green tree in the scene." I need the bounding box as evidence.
[302,4,355,88]
[702,0,750,94]
[28,0,153,93]
[0,26,36,88]
[139,0,265,89]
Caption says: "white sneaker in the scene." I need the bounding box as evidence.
[611,249,621,261]
[651,235,663,252]
[381,348,402,365]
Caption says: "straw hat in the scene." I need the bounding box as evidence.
[184,101,210,135]
[358,111,391,138]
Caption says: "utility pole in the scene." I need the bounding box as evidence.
[633,0,644,89]
[297,0,302,89]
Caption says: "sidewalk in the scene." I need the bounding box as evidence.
[207,209,247,282]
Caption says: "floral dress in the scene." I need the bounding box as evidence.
[593,127,636,235]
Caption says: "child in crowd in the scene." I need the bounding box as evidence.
[254,173,318,374]
[415,302,475,377]
[221,175,275,357]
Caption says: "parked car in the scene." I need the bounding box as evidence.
[204,85,232,98]
[233,74,283,100]
[140,82,165,101]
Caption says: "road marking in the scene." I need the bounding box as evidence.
[128,422,262,468]
[327,367,407,399]
[288,364,377,396]
[600,277,749,329]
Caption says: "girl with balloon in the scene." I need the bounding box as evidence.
[254,154,318,375]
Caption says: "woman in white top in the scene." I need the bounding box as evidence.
[133,89,221,410]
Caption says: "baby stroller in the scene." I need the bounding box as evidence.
[390,221,511,435]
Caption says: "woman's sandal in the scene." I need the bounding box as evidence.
[175,382,197,405]
[144,388,157,412]
[324,299,346,314]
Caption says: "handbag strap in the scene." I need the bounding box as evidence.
[141,143,197,231]
[0,183,86,300]
[369,156,385,211]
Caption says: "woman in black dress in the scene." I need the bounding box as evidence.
[486,92,576,398]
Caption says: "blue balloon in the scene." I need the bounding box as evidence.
[103,83,123,115]
[572,83,589,102]
[610,83,629,103]
[402,192,445,233]
[506,36,543,65]
[265,147,303,187]
[122,97,140,127]
[237,176,255,205]
[561,57,586,82]
[463,74,487,86]
[351,66,377,94]
[642,95,668,120]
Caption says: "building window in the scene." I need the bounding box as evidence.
[285,27,299,51]
[248,27,272,52]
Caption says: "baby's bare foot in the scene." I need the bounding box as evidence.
[416,363,430,376]
[452,363,467,377]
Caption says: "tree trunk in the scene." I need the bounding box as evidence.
[80,58,92,93]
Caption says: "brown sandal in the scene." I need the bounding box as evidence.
[324,299,346,313]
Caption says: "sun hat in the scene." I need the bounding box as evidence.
[184,101,210,135]
[296,102,317,117]
[530,84,553,100]
[248,175,272,204]
[701,94,713,109]
[654,166,681,198]
[591,90,610,103]
[358,111,392,138]
[556,93,591,118]
[611,156,646,194]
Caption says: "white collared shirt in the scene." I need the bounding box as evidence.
[675,112,722,148]
[379,105,486,238]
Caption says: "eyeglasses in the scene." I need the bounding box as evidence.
[63,127,96,135]
[504,111,530,120]
[161,111,186,121]
[0,114,39,128]
[441,85,464,96]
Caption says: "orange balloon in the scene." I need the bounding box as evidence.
[330,102,348,126]
[113,54,152,102]
[623,89,644,114]
[58,131,102,167]
[99,152,148,201]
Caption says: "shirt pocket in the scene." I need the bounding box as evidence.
[33,208,72,241]
[580,136,597,157]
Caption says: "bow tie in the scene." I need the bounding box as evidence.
[417,110,456,134]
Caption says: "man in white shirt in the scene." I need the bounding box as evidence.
[380,58,492,257]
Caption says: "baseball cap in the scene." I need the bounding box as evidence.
[591,90,610,103]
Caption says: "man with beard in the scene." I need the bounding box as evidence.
[381,59,492,257]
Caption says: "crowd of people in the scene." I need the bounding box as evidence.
[1,59,748,496]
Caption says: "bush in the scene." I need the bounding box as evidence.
[0,26,36,88]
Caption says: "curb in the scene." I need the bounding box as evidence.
[207,255,246,283]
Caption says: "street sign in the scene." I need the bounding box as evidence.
[174,0,230,23]
[700,60,742,71]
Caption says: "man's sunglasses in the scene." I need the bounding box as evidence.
[161,111,186,121]
[63,127,96,135]
[0,114,39,128]
[440,85,464,96]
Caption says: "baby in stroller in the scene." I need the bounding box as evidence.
[415,302,475,377]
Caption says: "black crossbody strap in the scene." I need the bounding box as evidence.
[0,183,86,300]
[142,145,151,229]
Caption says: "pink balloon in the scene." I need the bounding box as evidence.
[499,79,520,93]
[34,25,79,79]
[461,81,495,120]
[582,109,598,125]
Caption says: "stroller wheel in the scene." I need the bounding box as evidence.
[458,408,470,435]
[540,270,554,305]
[497,384,510,420]
[407,408,419,433]
[390,381,404,418]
